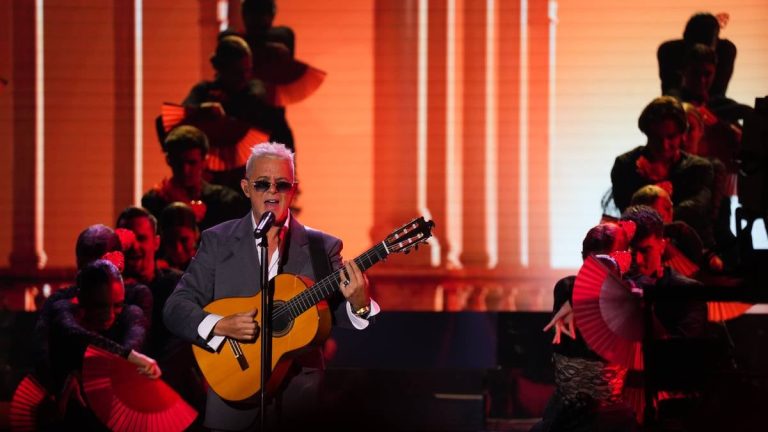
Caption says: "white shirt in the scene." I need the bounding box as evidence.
[197,212,379,350]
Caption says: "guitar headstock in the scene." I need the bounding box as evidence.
[384,217,435,255]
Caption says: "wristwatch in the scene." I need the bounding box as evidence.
[353,303,371,319]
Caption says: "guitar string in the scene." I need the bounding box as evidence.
[287,234,423,316]
[272,242,389,321]
[228,337,242,357]
[279,243,385,319]
[288,244,382,315]
[271,231,424,320]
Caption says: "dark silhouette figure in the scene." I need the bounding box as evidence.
[239,0,325,107]
[658,13,735,100]
[658,12,751,123]
[181,34,294,190]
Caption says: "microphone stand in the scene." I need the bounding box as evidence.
[255,228,272,431]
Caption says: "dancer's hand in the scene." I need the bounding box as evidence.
[128,350,162,379]
[543,302,575,344]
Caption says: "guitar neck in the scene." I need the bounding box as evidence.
[282,242,389,318]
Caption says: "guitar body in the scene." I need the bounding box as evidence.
[192,273,332,401]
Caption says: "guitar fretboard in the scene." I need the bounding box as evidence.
[274,242,389,321]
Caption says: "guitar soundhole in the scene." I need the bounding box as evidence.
[272,300,293,337]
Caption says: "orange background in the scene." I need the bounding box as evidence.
[1,1,766,308]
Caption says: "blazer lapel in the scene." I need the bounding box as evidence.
[218,213,262,297]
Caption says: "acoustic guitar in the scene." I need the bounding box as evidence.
[193,217,434,401]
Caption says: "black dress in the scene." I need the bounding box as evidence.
[531,276,637,432]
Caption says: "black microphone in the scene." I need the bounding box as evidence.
[253,211,275,239]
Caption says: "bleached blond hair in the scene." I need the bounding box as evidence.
[245,142,295,178]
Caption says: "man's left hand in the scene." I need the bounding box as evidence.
[339,260,369,310]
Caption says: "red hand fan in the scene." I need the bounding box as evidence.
[572,256,645,370]
[9,374,55,431]
[160,103,269,171]
[271,65,327,106]
[664,243,699,278]
[82,345,197,432]
[205,127,269,172]
[665,244,752,321]
[160,103,186,133]
[707,301,753,322]
[252,43,326,106]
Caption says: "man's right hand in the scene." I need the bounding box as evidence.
[213,309,260,341]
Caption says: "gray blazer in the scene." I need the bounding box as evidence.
[163,213,348,430]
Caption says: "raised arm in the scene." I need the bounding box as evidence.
[116,304,149,352]
[50,300,132,358]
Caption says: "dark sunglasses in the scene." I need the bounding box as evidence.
[251,180,296,193]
